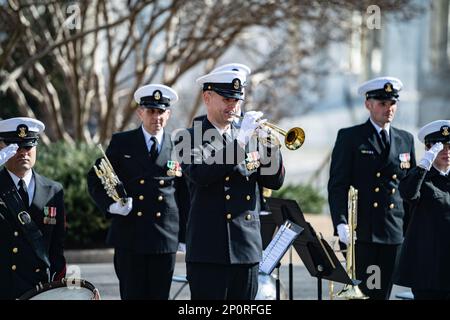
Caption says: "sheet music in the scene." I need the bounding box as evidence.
[259,221,301,275]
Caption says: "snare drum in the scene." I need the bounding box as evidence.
[18,279,101,300]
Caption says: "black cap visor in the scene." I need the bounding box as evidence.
[366,90,399,101]
[0,131,39,147]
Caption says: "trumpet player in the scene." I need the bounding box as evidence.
[176,63,285,300]
[328,77,416,300]
[87,84,190,300]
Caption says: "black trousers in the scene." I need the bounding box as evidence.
[113,248,176,300]
[355,241,401,300]
[412,289,450,300]
[187,262,259,300]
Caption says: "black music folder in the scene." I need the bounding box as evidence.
[259,220,302,275]
[266,198,353,287]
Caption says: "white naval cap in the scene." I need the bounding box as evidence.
[357,76,403,101]
[0,117,45,147]
[417,120,450,144]
[134,84,178,110]
[210,63,251,76]
[196,70,247,100]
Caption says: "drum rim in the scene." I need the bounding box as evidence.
[18,278,97,300]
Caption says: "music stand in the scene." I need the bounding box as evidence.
[259,212,302,300]
[267,197,355,300]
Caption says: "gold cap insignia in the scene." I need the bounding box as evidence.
[384,83,393,93]
[233,79,240,90]
[153,90,161,101]
[442,126,450,136]
[16,125,28,138]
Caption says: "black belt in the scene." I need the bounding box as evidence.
[0,187,50,268]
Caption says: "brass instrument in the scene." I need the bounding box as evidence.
[230,112,305,150]
[93,144,127,205]
[334,186,368,299]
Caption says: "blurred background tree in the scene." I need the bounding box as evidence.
[273,184,326,214]
[0,0,418,145]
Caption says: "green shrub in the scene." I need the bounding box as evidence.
[272,183,326,214]
[34,142,110,248]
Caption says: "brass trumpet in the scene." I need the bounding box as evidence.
[230,112,305,150]
[93,144,128,205]
[334,186,368,300]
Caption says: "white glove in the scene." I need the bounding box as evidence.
[0,144,19,166]
[256,126,270,139]
[337,223,350,245]
[419,142,444,170]
[108,197,133,216]
[236,111,266,146]
[177,242,186,253]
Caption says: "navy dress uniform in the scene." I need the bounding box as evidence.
[395,120,450,299]
[328,77,416,300]
[87,84,189,300]
[176,66,285,300]
[0,118,66,300]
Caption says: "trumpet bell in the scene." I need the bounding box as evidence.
[285,127,305,150]
[336,284,369,300]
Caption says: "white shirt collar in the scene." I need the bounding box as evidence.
[7,169,33,188]
[433,164,450,176]
[141,126,164,150]
[369,118,390,137]
[211,123,232,137]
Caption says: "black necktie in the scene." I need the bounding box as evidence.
[222,132,232,145]
[18,179,29,208]
[380,129,390,151]
[149,136,158,161]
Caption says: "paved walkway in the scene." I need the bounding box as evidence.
[66,214,411,300]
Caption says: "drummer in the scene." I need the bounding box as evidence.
[0,117,67,299]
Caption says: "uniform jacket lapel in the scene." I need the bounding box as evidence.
[130,128,154,169]
[30,171,53,213]
[364,119,383,155]
[155,131,171,168]
[381,127,402,170]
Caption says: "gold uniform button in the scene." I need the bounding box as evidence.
[137,212,143,217]
[225,195,231,200]
[389,203,395,209]
[156,212,161,218]
[12,248,18,254]
[376,172,381,178]
[140,179,145,185]
[391,188,396,194]
[139,195,144,200]
[226,213,232,220]
[246,195,251,201]
[245,214,252,220]
[159,180,164,186]
[225,176,230,182]
[35,268,40,273]
[374,187,380,193]
[11,265,16,271]
[158,195,163,201]
[14,231,19,237]
[392,174,397,180]
[373,202,378,208]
